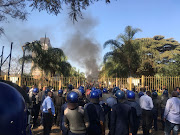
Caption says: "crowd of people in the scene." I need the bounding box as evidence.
[26,84,180,135]
[0,81,179,135]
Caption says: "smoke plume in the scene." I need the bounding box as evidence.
[62,15,101,80]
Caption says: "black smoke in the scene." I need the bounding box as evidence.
[62,15,101,80]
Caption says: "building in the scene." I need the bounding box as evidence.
[31,37,51,78]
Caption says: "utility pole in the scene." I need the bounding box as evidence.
[0,43,13,77]
[0,46,4,76]
[21,46,25,77]
[8,43,13,77]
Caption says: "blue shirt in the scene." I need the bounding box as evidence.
[139,94,153,110]
[41,96,55,115]
[164,97,180,124]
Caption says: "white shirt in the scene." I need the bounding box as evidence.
[164,97,180,124]
[139,94,153,110]
[28,88,34,102]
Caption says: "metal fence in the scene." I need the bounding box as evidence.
[0,75,180,93]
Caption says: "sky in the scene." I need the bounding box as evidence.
[0,0,180,74]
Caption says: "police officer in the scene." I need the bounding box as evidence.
[60,88,81,135]
[42,88,51,103]
[105,96,117,133]
[112,86,120,95]
[38,86,47,105]
[41,91,55,135]
[60,98,68,135]
[68,84,73,91]
[160,90,169,130]
[63,84,74,97]
[152,91,159,131]
[78,87,89,107]
[110,90,134,135]
[136,91,144,104]
[102,88,111,102]
[96,89,103,105]
[31,87,40,128]
[125,91,142,135]
[85,90,105,135]
[174,87,180,98]
[64,91,89,135]
[54,89,65,126]
[0,82,28,135]
[139,91,153,135]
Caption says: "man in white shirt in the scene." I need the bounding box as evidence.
[139,91,154,135]
[164,91,180,135]
[28,85,36,102]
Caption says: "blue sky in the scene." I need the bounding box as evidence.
[0,0,180,73]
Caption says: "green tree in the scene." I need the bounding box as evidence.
[1,0,111,35]
[70,67,85,78]
[0,0,28,35]
[103,26,141,77]
[19,40,71,77]
[135,35,180,76]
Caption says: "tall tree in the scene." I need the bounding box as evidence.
[103,26,141,77]
[19,40,71,77]
[135,35,180,76]
[0,0,111,35]
[0,0,28,35]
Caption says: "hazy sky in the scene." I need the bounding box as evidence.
[0,0,180,73]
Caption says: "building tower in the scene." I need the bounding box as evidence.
[31,37,51,78]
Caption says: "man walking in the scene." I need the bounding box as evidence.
[41,91,55,135]
[139,91,154,135]
[164,91,180,135]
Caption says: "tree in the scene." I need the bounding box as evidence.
[70,67,85,78]
[103,26,141,77]
[47,47,71,76]
[135,36,180,76]
[0,0,28,35]
[0,0,110,35]
[19,40,71,77]
[29,0,110,21]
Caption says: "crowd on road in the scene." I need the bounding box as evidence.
[26,84,180,135]
[0,81,179,135]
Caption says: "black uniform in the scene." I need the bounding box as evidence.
[109,102,134,135]
[124,100,142,135]
[78,97,89,107]
[152,97,159,131]
[31,93,40,127]
[85,102,105,135]
[160,95,168,130]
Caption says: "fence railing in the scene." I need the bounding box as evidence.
[0,75,179,93]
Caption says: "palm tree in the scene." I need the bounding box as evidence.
[103,26,141,77]
[19,41,71,77]
[46,47,71,76]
